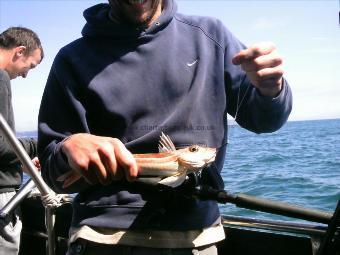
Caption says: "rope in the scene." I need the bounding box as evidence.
[40,192,72,209]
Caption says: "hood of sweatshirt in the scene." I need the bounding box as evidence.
[81,0,177,39]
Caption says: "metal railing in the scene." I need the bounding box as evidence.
[0,113,57,255]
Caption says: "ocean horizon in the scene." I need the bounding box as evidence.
[16,118,340,137]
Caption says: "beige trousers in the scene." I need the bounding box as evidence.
[67,239,218,255]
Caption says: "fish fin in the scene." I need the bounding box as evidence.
[158,132,176,152]
[158,171,187,188]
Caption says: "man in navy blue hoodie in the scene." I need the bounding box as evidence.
[38,0,292,254]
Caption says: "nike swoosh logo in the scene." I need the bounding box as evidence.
[187,59,199,67]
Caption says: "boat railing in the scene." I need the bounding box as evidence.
[0,113,63,255]
[0,178,36,219]
[222,215,328,236]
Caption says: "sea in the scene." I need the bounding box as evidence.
[19,119,340,222]
[220,118,340,222]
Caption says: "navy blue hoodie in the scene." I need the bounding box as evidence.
[38,0,292,230]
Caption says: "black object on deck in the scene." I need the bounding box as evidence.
[193,185,333,224]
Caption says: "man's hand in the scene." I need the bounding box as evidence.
[31,157,41,170]
[22,156,41,173]
[232,42,284,98]
[61,133,138,186]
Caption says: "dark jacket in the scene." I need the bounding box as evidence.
[0,69,38,192]
[38,0,292,231]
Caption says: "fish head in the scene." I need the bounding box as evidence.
[177,145,216,170]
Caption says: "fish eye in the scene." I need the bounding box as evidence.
[189,145,199,152]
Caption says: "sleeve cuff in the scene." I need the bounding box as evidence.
[254,78,290,111]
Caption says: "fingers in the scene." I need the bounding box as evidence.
[232,42,284,97]
[110,138,138,182]
[232,42,276,65]
[94,138,137,183]
[22,157,41,173]
[56,171,75,182]
[57,171,82,188]
[62,146,99,186]
[60,133,137,187]
[246,66,284,86]
[32,157,41,170]
[237,51,282,72]
[94,141,117,185]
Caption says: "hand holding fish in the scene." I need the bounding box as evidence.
[60,133,138,187]
[58,133,216,189]
[232,42,284,98]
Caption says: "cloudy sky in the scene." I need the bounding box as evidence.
[1,0,340,131]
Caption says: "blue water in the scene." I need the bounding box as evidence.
[19,119,340,221]
[220,118,340,221]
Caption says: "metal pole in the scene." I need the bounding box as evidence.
[46,208,56,255]
[0,178,36,218]
[0,113,51,195]
[0,113,56,255]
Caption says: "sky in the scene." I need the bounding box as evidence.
[0,0,340,131]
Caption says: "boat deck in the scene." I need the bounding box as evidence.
[19,196,321,255]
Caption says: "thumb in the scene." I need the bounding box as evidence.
[232,53,242,65]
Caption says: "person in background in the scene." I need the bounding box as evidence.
[0,26,43,255]
[38,0,292,254]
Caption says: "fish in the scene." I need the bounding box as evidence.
[57,132,216,188]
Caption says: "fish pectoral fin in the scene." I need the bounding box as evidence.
[158,171,187,188]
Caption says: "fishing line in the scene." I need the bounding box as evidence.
[234,74,251,121]
[226,74,250,148]
[219,73,251,173]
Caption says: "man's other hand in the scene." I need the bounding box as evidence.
[232,42,284,98]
